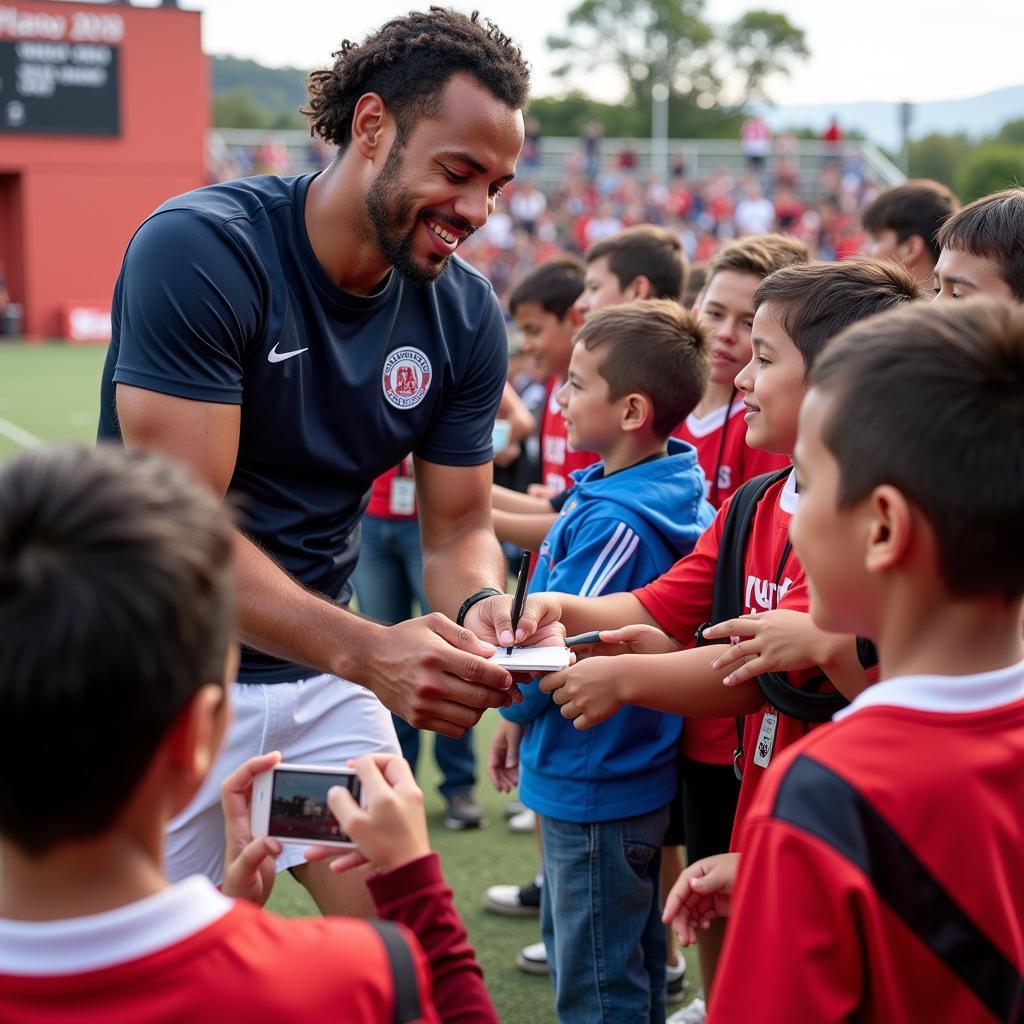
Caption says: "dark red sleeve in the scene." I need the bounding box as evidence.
[367,853,497,1024]
[632,501,726,641]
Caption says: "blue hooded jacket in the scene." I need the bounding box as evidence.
[502,438,715,823]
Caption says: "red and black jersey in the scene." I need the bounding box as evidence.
[711,661,1024,1024]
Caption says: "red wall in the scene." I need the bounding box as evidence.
[0,0,206,338]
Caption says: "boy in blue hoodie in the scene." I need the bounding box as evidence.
[489,299,716,1024]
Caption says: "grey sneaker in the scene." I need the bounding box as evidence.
[666,957,688,1003]
[443,792,485,830]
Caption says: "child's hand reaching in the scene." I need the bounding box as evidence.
[572,624,682,661]
[220,751,284,906]
[539,655,626,730]
[702,609,826,686]
[662,852,740,946]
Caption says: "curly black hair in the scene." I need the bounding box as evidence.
[303,8,530,149]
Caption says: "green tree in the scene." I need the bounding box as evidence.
[212,88,272,129]
[725,10,809,105]
[545,0,807,135]
[994,118,1024,147]
[907,132,973,190]
[956,143,1024,202]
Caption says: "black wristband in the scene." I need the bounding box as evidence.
[456,587,504,626]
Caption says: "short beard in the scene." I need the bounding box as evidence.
[365,140,450,287]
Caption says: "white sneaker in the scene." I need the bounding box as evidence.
[667,996,706,1023]
[515,940,550,975]
[508,808,537,833]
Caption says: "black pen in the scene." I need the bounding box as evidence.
[508,550,531,655]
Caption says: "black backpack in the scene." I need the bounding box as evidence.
[696,468,850,737]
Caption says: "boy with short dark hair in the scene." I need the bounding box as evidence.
[491,299,716,1022]
[0,445,495,1023]
[703,298,1024,1023]
[862,179,959,285]
[933,185,1024,300]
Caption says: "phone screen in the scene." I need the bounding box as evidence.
[268,769,361,843]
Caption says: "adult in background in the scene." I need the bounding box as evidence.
[98,9,558,914]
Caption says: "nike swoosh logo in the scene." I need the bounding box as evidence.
[267,342,309,363]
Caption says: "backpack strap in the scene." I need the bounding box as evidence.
[695,468,848,753]
[367,919,423,1024]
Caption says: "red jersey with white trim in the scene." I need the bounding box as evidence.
[633,472,820,820]
[711,661,1024,1024]
[670,399,791,765]
[671,397,790,509]
[541,376,599,495]
[0,854,495,1024]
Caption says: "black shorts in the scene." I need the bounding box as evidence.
[663,757,741,864]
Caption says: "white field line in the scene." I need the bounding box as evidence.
[0,415,43,449]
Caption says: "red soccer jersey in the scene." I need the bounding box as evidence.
[672,397,791,509]
[541,376,599,495]
[711,661,1024,1024]
[633,472,820,816]
[671,401,791,764]
[0,854,495,1024]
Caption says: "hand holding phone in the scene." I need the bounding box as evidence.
[220,750,285,906]
[304,754,432,875]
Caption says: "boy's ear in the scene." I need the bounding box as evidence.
[163,684,230,816]
[627,275,653,301]
[863,484,912,575]
[898,234,928,271]
[620,391,652,433]
[349,92,390,161]
[565,304,585,330]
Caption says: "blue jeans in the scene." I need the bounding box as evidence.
[351,514,476,798]
[540,805,670,1024]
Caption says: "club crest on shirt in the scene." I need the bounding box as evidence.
[383,347,432,409]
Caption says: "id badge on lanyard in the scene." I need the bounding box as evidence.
[752,707,778,768]
[389,456,416,515]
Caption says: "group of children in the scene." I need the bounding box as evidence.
[1,183,1022,1024]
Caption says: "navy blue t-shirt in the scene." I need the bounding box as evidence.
[98,174,508,683]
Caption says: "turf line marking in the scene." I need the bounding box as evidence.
[0,415,43,449]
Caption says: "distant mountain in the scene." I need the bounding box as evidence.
[210,55,308,123]
[757,86,1024,151]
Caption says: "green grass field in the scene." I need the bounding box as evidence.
[0,341,701,1023]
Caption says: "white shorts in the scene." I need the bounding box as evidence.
[165,673,399,884]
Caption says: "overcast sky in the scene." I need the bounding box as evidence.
[140,0,1023,107]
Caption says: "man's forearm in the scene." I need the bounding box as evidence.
[619,648,768,717]
[422,526,508,620]
[235,531,383,681]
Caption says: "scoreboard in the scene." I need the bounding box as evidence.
[0,5,123,136]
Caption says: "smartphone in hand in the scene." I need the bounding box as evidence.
[250,763,361,849]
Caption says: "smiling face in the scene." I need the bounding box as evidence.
[932,246,1013,302]
[513,300,577,379]
[734,302,806,456]
[366,73,524,284]
[556,342,621,455]
[697,269,761,386]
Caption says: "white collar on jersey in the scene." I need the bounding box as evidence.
[0,875,232,976]
[778,468,799,515]
[834,658,1024,721]
[684,399,743,438]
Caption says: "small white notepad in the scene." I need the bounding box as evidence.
[489,646,572,673]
